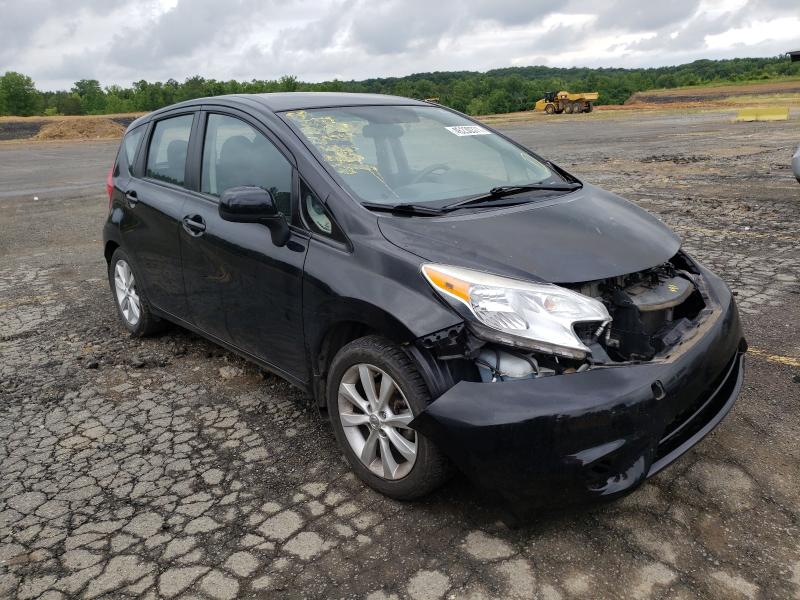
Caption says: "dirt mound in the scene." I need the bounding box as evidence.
[627,80,800,105]
[34,118,125,140]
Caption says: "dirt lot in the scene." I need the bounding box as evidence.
[1,110,799,599]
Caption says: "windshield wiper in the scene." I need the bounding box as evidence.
[360,182,581,216]
[441,182,582,212]
[361,201,444,216]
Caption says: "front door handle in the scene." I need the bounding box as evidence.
[125,190,138,206]
[182,214,206,236]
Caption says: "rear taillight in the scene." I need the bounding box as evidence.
[106,166,114,209]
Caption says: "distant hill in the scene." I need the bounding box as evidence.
[1,56,798,117]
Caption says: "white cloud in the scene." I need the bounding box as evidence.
[705,16,800,49]
[0,0,798,90]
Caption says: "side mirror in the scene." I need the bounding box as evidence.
[219,186,290,247]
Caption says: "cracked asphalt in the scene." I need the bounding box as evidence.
[1,109,799,599]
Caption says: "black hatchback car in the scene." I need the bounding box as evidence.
[104,92,746,505]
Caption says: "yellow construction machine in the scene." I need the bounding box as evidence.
[534,91,599,114]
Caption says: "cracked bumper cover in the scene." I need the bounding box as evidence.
[409,267,746,505]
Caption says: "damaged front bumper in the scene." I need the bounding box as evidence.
[409,267,746,506]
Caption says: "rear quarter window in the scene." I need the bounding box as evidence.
[122,126,144,174]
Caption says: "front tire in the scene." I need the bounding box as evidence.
[108,248,163,337]
[326,336,450,500]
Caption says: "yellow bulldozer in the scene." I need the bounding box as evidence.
[534,91,599,114]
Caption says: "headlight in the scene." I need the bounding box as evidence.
[422,264,611,359]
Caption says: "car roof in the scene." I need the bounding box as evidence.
[131,92,429,129]
[240,92,428,111]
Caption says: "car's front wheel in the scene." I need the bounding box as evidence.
[326,335,450,499]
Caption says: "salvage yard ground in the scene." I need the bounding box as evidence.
[1,109,799,599]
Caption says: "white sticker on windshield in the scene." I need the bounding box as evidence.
[445,125,492,137]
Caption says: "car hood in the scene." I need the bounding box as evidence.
[377,184,681,283]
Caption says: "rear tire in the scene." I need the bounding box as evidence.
[564,103,574,114]
[108,248,164,337]
[326,335,451,500]
[585,102,593,113]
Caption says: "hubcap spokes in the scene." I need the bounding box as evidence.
[338,364,417,480]
[114,260,141,326]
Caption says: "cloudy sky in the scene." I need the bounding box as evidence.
[1,0,799,91]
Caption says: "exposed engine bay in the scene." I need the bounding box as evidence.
[418,252,712,383]
[573,256,708,363]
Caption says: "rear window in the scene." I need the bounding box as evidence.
[146,114,194,186]
[122,126,144,174]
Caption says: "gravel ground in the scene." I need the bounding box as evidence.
[1,110,799,600]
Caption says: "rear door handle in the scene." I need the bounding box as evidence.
[182,214,206,236]
[125,190,138,206]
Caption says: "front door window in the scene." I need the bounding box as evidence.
[201,113,292,217]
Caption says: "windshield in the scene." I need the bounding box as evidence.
[283,105,561,206]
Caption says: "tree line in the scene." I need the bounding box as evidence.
[0,56,798,118]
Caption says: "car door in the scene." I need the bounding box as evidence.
[179,109,310,383]
[121,112,197,318]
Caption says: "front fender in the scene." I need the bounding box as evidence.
[302,234,462,355]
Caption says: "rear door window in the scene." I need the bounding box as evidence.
[146,114,194,186]
[201,113,293,216]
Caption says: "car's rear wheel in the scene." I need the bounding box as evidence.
[108,248,163,336]
[326,335,450,499]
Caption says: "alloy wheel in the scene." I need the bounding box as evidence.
[337,363,417,480]
[114,259,141,326]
